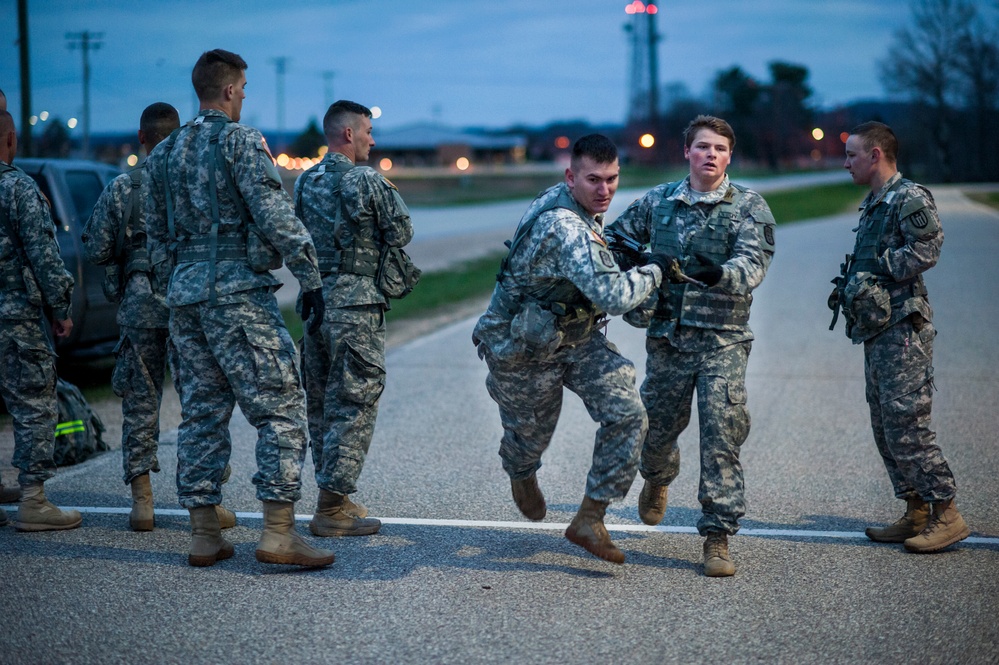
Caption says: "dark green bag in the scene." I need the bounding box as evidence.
[54,378,108,466]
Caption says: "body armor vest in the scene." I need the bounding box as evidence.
[295,160,379,278]
[649,182,752,331]
[0,163,26,292]
[118,167,151,277]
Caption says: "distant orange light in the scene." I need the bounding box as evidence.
[456,157,470,171]
[639,133,655,149]
[380,158,393,171]
[555,136,570,149]
[647,4,657,13]
[811,128,825,141]
[839,132,850,144]
[625,1,655,13]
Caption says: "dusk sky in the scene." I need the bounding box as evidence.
[0,0,973,136]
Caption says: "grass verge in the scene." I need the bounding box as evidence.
[966,191,999,211]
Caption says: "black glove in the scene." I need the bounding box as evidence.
[686,253,723,287]
[301,288,325,335]
[645,251,679,280]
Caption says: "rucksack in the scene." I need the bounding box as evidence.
[54,378,108,466]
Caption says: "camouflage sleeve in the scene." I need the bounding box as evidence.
[230,127,322,292]
[141,149,173,298]
[82,173,129,266]
[881,185,942,281]
[343,168,414,248]
[550,210,660,316]
[15,178,74,317]
[717,191,773,294]
[607,186,661,245]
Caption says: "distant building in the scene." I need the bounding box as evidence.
[369,123,527,169]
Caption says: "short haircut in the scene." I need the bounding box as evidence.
[571,134,618,168]
[850,121,898,164]
[684,115,736,150]
[323,100,372,141]
[139,102,180,143]
[0,110,13,135]
[191,49,248,102]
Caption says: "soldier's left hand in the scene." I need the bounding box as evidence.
[687,253,723,287]
[301,288,325,335]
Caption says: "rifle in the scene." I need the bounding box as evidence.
[605,230,707,288]
[829,253,853,331]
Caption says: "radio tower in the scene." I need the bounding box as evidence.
[624,1,660,123]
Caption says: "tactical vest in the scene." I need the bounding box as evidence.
[162,115,279,304]
[0,163,33,294]
[295,160,379,278]
[116,167,151,277]
[650,182,752,331]
[494,186,601,347]
[846,177,928,331]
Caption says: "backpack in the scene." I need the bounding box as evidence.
[54,378,108,466]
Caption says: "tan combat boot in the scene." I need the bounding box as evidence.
[188,505,235,567]
[703,531,736,577]
[511,474,546,521]
[638,480,668,526]
[0,483,22,504]
[215,505,237,529]
[564,496,625,564]
[129,473,155,532]
[903,499,971,553]
[16,483,82,532]
[865,497,929,543]
[309,489,381,537]
[257,501,336,566]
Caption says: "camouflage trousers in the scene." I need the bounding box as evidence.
[170,289,309,508]
[112,326,169,484]
[0,316,58,485]
[303,304,385,495]
[865,314,955,502]
[482,332,647,503]
[640,338,751,536]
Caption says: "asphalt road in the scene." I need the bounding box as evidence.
[2,179,998,664]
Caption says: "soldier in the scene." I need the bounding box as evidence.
[0,110,81,531]
[82,103,237,532]
[832,121,968,553]
[143,49,333,567]
[473,134,672,564]
[607,115,776,577]
[295,100,414,537]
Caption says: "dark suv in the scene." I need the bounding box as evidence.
[15,158,122,359]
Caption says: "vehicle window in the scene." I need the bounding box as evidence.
[66,170,106,228]
[26,173,65,232]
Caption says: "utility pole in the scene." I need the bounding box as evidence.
[624,1,661,124]
[66,30,103,158]
[322,70,335,109]
[17,0,32,156]
[271,57,289,134]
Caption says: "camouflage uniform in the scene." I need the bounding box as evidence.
[143,110,322,509]
[0,161,75,486]
[608,175,776,535]
[83,169,171,484]
[294,151,413,495]
[842,173,955,501]
[473,183,662,502]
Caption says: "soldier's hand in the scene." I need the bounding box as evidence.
[52,318,74,338]
[301,288,325,335]
[827,287,839,311]
[687,253,723,288]
[645,251,679,281]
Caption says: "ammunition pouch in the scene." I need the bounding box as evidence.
[844,271,891,336]
[377,246,421,299]
[499,284,602,360]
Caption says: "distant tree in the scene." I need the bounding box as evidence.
[289,118,325,158]
[879,0,999,181]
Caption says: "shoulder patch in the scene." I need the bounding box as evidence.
[763,224,775,246]
[590,235,619,274]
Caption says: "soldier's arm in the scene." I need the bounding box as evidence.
[232,128,322,293]
[554,212,661,316]
[881,188,942,281]
[346,169,414,248]
[82,174,127,266]
[715,193,775,294]
[606,188,658,246]
[16,179,74,318]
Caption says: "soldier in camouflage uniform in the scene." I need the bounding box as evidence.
[0,110,82,531]
[83,102,237,532]
[295,100,413,537]
[608,115,776,577]
[143,49,333,568]
[834,121,968,553]
[474,135,673,565]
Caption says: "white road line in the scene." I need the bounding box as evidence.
[46,506,999,546]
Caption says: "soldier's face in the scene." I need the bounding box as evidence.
[844,135,875,186]
[352,116,375,162]
[684,128,731,190]
[566,156,619,217]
